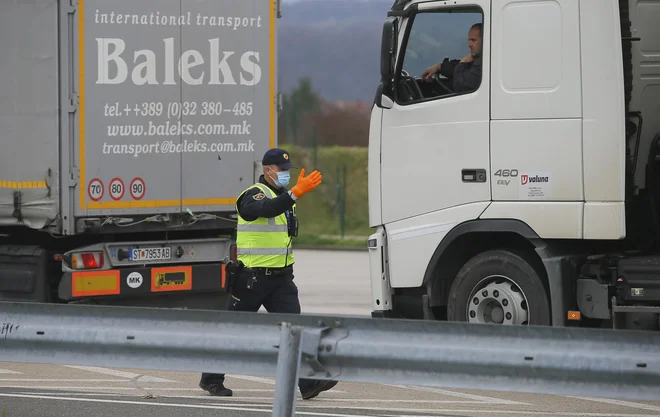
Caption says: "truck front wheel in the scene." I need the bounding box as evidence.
[446,249,551,326]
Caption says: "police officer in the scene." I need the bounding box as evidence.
[199,147,338,400]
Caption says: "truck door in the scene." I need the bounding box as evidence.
[380,1,491,224]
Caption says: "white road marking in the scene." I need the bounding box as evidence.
[62,366,176,382]
[0,387,280,392]
[144,388,327,392]
[0,391,658,417]
[0,386,341,394]
[0,369,21,374]
[385,384,528,405]
[227,375,276,385]
[0,387,138,390]
[263,403,528,413]
[15,391,132,397]
[198,402,270,407]
[0,393,376,417]
[194,396,486,404]
[0,379,133,382]
[379,413,660,417]
[571,397,660,413]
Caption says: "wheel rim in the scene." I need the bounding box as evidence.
[466,275,530,325]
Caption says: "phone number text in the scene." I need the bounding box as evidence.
[104,101,254,119]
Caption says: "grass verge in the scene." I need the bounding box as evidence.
[293,234,368,250]
[284,144,373,248]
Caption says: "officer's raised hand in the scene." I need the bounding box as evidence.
[291,168,322,199]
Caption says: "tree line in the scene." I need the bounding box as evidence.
[278,77,370,148]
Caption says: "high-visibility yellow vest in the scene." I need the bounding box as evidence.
[235,182,295,268]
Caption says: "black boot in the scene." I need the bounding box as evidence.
[300,380,338,400]
[199,382,233,396]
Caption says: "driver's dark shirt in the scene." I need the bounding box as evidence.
[439,56,482,93]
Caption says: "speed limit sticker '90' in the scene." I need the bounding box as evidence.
[130,177,146,200]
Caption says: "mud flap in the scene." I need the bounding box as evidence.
[0,246,49,302]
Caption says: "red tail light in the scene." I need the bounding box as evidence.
[71,251,104,269]
[230,244,237,261]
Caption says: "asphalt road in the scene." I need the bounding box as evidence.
[0,249,659,417]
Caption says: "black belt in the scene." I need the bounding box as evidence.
[246,266,292,276]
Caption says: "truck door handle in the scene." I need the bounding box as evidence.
[462,169,487,183]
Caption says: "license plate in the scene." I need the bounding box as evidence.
[129,247,171,261]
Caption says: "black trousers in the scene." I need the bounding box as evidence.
[200,267,316,391]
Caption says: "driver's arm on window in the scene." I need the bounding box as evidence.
[421,58,458,82]
[453,58,482,93]
[439,58,459,78]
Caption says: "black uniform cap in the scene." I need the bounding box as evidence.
[262,148,297,170]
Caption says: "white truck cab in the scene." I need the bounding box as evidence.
[368,0,660,331]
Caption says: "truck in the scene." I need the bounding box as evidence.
[368,0,660,331]
[0,0,280,309]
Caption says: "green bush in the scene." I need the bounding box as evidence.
[284,145,373,243]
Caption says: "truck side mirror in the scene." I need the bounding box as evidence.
[380,17,397,85]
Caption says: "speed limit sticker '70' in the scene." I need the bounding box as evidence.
[88,178,104,201]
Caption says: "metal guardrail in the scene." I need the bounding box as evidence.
[0,301,659,416]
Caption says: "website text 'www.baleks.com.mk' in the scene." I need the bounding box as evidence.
[106,120,251,137]
[102,139,256,158]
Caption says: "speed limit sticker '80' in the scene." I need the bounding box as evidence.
[109,178,125,201]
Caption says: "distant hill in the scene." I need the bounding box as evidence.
[277,0,475,103]
[278,0,390,103]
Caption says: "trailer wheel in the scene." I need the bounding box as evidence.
[447,250,551,326]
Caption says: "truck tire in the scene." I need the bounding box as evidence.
[446,249,551,326]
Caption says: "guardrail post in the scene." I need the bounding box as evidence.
[272,322,302,417]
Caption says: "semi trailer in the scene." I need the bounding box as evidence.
[0,0,280,308]
[368,0,660,331]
